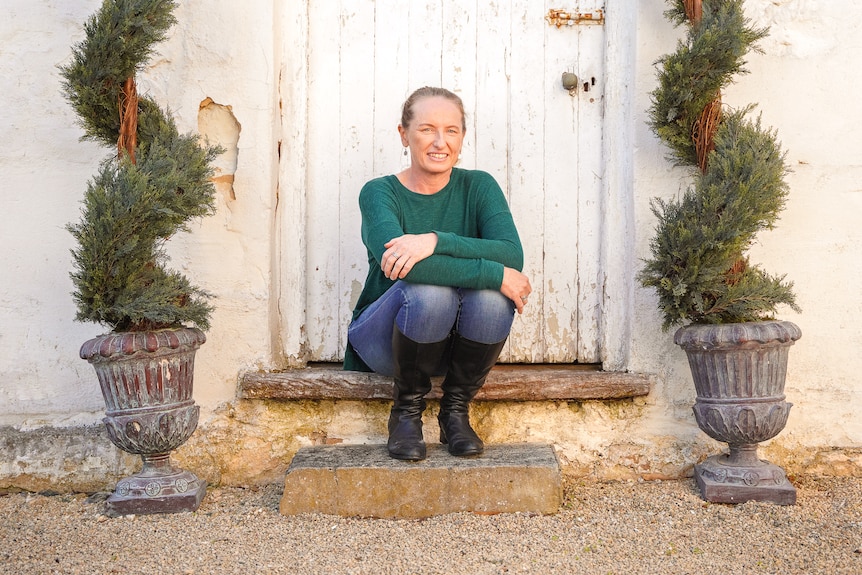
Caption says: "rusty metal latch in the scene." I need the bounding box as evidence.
[546,8,604,27]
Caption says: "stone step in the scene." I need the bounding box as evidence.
[243,364,651,401]
[280,443,562,519]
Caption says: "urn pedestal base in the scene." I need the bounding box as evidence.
[106,466,206,517]
[694,452,796,506]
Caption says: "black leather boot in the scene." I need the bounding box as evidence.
[438,334,506,457]
[387,326,449,461]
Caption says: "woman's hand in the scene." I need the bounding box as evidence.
[382,233,438,280]
[500,267,532,314]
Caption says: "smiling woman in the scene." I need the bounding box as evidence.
[397,87,467,189]
[344,87,532,462]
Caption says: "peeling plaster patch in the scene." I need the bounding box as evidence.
[198,97,241,202]
[745,0,838,58]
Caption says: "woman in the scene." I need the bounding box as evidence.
[345,87,532,461]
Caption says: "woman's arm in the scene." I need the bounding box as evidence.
[360,173,525,291]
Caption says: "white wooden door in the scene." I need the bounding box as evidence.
[298,1,605,364]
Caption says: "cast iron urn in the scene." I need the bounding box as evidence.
[80,328,207,516]
[675,320,801,505]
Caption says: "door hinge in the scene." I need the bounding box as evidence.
[546,8,605,27]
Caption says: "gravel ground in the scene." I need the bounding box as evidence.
[1,476,860,575]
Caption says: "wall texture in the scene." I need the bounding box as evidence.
[1,0,860,492]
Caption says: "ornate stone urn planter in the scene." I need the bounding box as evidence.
[80,328,207,516]
[675,320,801,505]
[638,0,803,504]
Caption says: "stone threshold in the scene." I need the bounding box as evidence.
[240,363,651,401]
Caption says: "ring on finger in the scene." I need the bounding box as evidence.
[520,296,528,303]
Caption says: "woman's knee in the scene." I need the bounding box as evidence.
[396,283,459,342]
[404,283,460,312]
[471,289,515,316]
[456,289,515,343]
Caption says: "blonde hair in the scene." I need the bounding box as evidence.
[400,87,466,132]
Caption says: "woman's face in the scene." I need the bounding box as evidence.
[399,96,464,177]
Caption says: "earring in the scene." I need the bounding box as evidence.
[400,145,411,169]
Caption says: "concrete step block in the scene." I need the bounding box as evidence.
[280,443,561,519]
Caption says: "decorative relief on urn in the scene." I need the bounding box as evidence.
[692,401,792,446]
[102,404,200,455]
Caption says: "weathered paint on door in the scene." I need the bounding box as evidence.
[298,1,605,364]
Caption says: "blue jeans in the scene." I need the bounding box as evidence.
[347,281,515,377]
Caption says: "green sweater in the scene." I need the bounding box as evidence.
[343,168,524,371]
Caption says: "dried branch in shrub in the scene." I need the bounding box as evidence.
[647,0,767,167]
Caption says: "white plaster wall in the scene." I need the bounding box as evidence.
[0,0,277,425]
[630,0,862,452]
[736,1,862,450]
[1,1,108,427]
[1,0,860,472]
[144,0,280,410]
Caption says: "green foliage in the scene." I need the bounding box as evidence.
[639,0,799,329]
[648,0,767,166]
[61,0,218,332]
[61,0,177,147]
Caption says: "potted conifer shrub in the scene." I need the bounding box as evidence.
[639,0,801,504]
[61,0,219,515]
